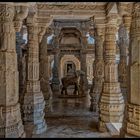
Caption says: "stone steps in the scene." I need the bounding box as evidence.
[106,123,122,137]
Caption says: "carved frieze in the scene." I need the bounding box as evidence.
[37,3,105,11]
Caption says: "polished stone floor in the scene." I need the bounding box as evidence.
[32,90,111,138]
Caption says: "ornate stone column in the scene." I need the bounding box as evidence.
[39,28,53,113]
[98,14,124,132]
[23,11,47,135]
[20,45,27,119]
[118,24,128,99]
[89,27,104,112]
[51,36,60,92]
[0,3,26,138]
[80,50,88,92]
[80,34,89,91]
[121,3,140,137]
[16,32,26,104]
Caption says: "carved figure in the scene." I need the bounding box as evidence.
[61,70,85,95]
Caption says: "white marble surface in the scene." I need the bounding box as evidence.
[32,92,111,138]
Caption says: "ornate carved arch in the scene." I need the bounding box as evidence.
[60,54,81,78]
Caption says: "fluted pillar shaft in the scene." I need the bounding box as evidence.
[0,3,25,138]
[98,15,124,132]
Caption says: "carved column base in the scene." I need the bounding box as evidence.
[98,120,108,132]
[98,82,125,131]
[41,82,53,113]
[121,104,140,137]
[23,91,47,135]
[0,103,25,138]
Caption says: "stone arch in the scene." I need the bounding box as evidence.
[60,55,81,78]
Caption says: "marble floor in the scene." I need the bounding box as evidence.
[32,90,111,138]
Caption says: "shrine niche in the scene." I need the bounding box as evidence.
[64,61,76,76]
[60,55,81,78]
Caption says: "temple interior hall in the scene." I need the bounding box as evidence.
[0,2,140,138]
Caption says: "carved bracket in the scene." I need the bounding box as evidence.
[14,5,29,32]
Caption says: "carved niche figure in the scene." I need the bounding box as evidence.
[67,65,75,76]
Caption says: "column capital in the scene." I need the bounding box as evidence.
[26,10,38,26]
[38,25,47,43]
[37,15,53,43]
[45,27,52,36]
[96,25,105,41]
[106,14,121,29]
[14,5,29,32]
[0,3,15,22]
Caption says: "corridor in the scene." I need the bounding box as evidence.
[33,93,111,138]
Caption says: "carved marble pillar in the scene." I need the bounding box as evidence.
[0,3,25,138]
[121,3,140,137]
[80,50,88,92]
[89,27,104,112]
[20,46,27,119]
[118,24,129,99]
[39,28,53,113]
[98,14,124,132]
[16,32,26,104]
[52,37,60,92]
[81,34,89,91]
[52,52,60,92]
[23,12,47,135]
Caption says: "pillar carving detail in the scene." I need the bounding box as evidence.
[51,36,60,92]
[39,28,53,113]
[0,3,25,138]
[98,14,124,132]
[121,3,140,137]
[89,27,104,112]
[22,11,47,135]
[118,24,129,96]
